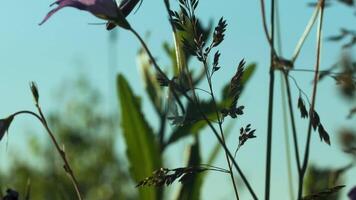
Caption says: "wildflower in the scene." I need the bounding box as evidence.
[349,186,356,200]
[40,0,141,29]
[0,115,14,141]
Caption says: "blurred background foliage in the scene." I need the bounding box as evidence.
[0,78,135,200]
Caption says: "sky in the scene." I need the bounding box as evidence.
[1,0,356,199]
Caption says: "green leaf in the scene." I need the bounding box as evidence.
[176,137,203,200]
[117,74,161,200]
[163,42,179,75]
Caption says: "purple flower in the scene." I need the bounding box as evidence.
[0,115,14,141]
[349,186,356,200]
[40,0,140,29]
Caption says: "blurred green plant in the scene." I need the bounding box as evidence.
[0,78,134,200]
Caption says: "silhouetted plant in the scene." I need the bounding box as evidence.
[1,0,355,199]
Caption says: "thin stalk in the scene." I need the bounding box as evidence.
[164,1,239,197]
[298,1,325,199]
[283,72,301,171]
[13,110,83,200]
[203,60,240,200]
[13,110,43,122]
[280,76,296,200]
[265,0,275,199]
[291,4,321,63]
[129,27,168,82]
[180,92,258,200]
[259,0,278,56]
[128,20,257,200]
[158,113,167,151]
[199,164,230,174]
[35,105,83,200]
[275,1,295,198]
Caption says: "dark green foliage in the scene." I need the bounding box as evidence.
[302,185,345,200]
[304,165,348,200]
[117,74,162,200]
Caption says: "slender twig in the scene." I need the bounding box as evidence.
[291,4,321,63]
[164,1,239,198]
[275,0,296,197]
[159,113,167,151]
[298,1,325,199]
[259,0,278,56]
[289,68,356,80]
[194,87,212,95]
[203,59,240,200]
[36,105,82,200]
[13,110,43,122]
[233,146,241,161]
[129,27,168,82]
[180,91,258,200]
[128,13,257,199]
[13,110,83,200]
[264,0,275,199]
[287,75,312,106]
[199,164,230,174]
[283,72,301,171]
[280,77,296,200]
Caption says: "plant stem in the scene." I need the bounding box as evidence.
[14,110,83,200]
[283,73,301,171]
[128,20,257,200]
[280,75,296,200]
[158,113,167,151]
[259,0,277,56]
[291,5,321,63]
[180,92,258,200]
[163,1,239,197]
[36,105,83,200]
[298,0,325,199]
[265,0,275,199]
[275,1,295,198]
[203,60,240,200]
[129,27,169,82]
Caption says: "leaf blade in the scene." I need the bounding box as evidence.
[117,74,161,200]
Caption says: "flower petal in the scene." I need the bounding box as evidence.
[0,116,14,142]
[39,0,85,25]
[119,0,140,17]
[84,0,119,20]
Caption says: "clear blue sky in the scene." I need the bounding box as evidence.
[1,0,355,199]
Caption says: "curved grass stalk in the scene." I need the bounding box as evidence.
[13,110,82,200]
[291,4,321,63]
[298,0,326,198]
